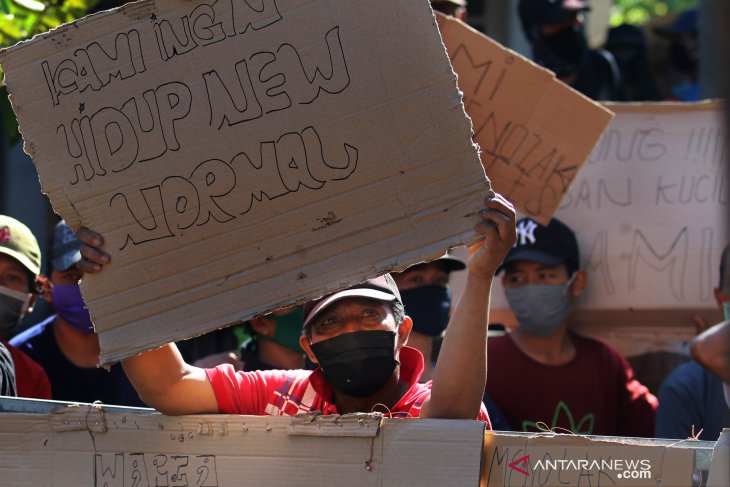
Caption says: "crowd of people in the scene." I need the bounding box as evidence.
[0,0,727,448]
[517,0,700,102]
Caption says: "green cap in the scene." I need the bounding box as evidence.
[0,215,42,276]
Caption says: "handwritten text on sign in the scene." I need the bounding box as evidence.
[44,2,357,249]
[2,0,487,363]
[436,13,613,224]
[488,102,727,321]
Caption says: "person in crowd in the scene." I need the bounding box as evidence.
[237,306,307,371]
[176,326,243,370]
[0,215,51,399]
[392,253,466,382]
[178,306,307,372]
[656,244,730,441]
[77,194,516,420]
[485,217,657,436]
[604,24,661,101]
[10,220,143,406]
[0,342,17,396]
[431,0,468,21]
[518,0,623,101]
[655,9,700,101]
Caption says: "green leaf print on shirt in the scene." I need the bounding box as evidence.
[521,400,595,434]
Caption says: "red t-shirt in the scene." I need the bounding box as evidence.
[485,333,657,437]
[207,346,489,422]
[2,341,52,399]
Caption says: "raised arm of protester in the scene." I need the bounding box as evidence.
[77,192,515,418]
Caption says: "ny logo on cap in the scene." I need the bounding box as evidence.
[516,219,538,246]
[0,226,11,244]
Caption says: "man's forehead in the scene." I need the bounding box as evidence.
[0,254,27,271]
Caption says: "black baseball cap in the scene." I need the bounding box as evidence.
[302,274,402,329]
[498,217,580,275]
[519,0,590,27]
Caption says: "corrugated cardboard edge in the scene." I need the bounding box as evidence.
[708,429,730,487]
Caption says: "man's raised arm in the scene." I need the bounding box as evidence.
[420,193,516,419]
[78,228,218,415]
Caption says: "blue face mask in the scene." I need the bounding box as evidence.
[400,285,451,337]
[723,301,730,321]
[504,276,575,338]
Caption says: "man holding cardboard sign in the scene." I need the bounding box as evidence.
[78,193,515,420]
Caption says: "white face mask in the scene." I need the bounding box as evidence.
[0,285,31,339]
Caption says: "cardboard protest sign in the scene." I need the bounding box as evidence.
[436,13,614,225]
[489,102,727,336]
[0,0,490,364]
[483,431,696,487]
[0,408,486,486]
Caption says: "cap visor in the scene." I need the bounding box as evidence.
[497,249,564,274]
[0,247,40,276]
[51,250,82,272]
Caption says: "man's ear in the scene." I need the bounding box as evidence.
[569,270,587,299]
[397,316,413,349]
[300,335,318,365]
[250,317,274,337]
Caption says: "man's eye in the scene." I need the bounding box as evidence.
[362,309,378,318]
[321,317,337,327]
[5,274,21,284]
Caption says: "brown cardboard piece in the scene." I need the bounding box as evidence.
[483,431,696,487]
[0,403,711,487]
[0,408,486,486]
[489,102,728,335]
[0,0,490,364]
[436,13,614,225]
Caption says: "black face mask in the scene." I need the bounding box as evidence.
[310,330,399,398]
[542,26,588,64]
[400,285,451,337]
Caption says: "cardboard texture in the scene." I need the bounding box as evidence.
[0,408,486,486]
[0,0,490,364]
[489,102,728,332]
[708,430,729,487]
[436,13,614,225]
[483,431,696,487]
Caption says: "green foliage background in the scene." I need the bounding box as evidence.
[0,0,98,144]
[610,0,698,26]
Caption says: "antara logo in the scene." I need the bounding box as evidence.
[515,219,538,246]
[0,226,11,244]
[508,455,531,476]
